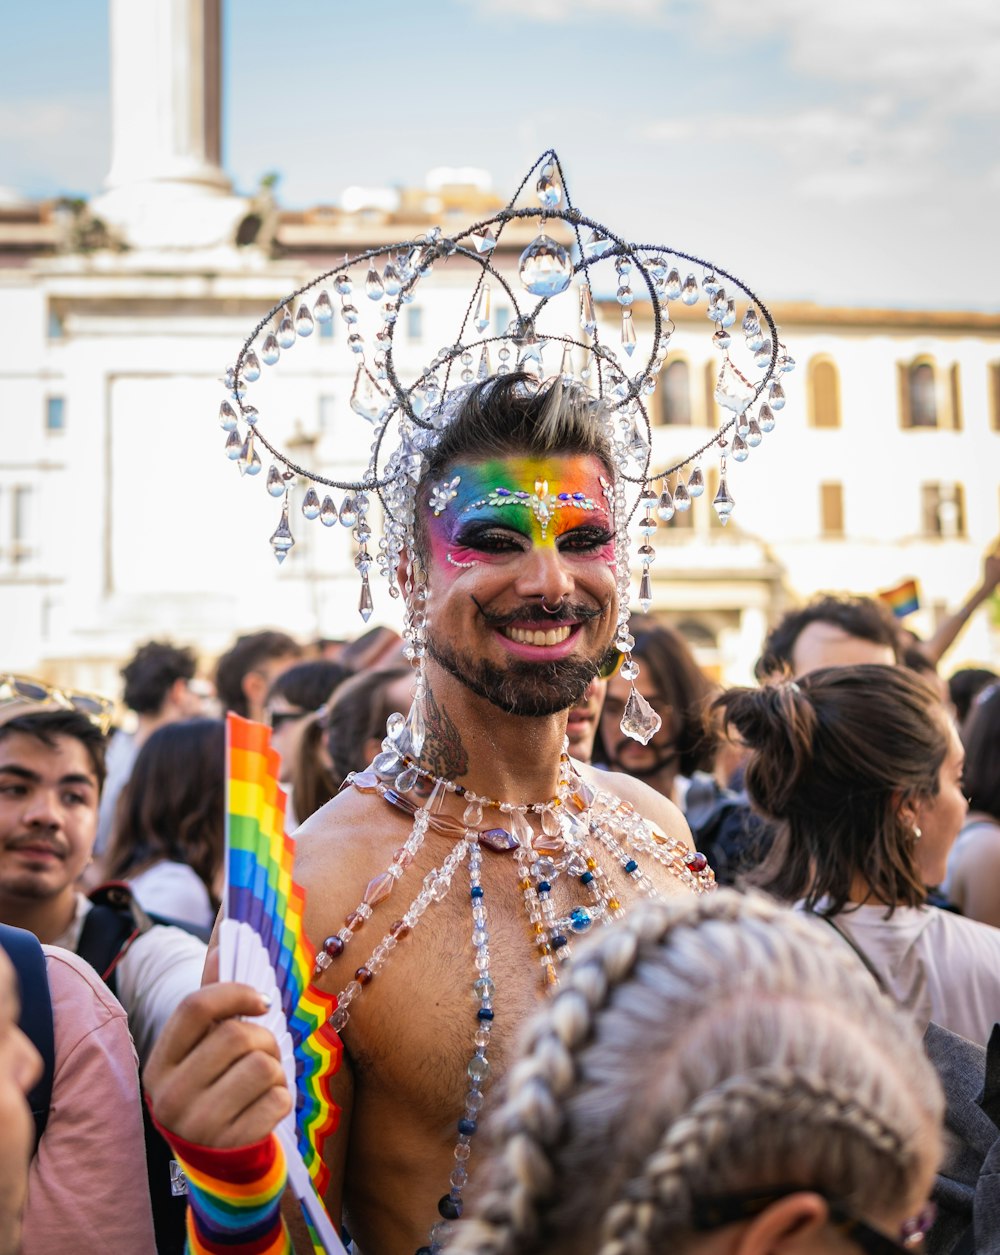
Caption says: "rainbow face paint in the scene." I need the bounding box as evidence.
[426,455,616,578]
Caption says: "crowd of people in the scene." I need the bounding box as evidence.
[2,374,1000,1255]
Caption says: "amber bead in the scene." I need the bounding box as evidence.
[355,966,373,986]
[323,935,345,957]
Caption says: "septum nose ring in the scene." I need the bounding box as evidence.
[541,596,566,615]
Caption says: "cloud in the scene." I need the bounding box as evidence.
[457,0,673,23]
[0,94,108,197]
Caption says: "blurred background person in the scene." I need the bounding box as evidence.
[597,623,716,807]
[448,892,942,1255]
[214,629,301,724]
[949,666,999,735]
[565,675,607,765]
[755,593,902,680]
[0,934,40,1255]
[717,665,1000,1046]
[943,683,1000,928]
[95,639,205,857]
[296,665,413,816]
[263,659,351,827]
[103,718,226,932]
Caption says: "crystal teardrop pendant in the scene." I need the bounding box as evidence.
[224,428,242,459]
[358,577,374,622]
[519,234,572,296]
[731,433,749,462]
[580,286,597,336]
[350,364,390,423]
[270,498,295,563]
[687,466,705,497]
[365,265,384,301]
[638,567,653,612]
[768,381,786,410]
[319,495,337,526]
[266,464,285,497]
[313,290,334,322]
[560,343,574,380]
[746,419,763,447]
[242,405,258,427]
[582,230,611,260]
[295,304,314,337]
[473,284,491,333]
[239,434,262,476]
[339,494,358,528]
[673,480,691,512]
[621,309,636,356]
[463,799,483,827]
[657,488,675,521]
[621,687,662,744]
[470,226,496,254]
[277,310,296,349]
[242,351,261,382]
[382,261,402,295]
[407,693,426,757]
[758,403,776,433]
[301,487,321,519]
[261,334,280,365]
[219,401,238,431]
[477,345,492,380]
[509,810,533,847]
[714,359,756,414]
[664,268,682,299]
[713,476,735,525]
[681,274,699,304]
[535,167,562,209]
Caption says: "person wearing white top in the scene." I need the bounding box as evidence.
[715,664,1000,1049]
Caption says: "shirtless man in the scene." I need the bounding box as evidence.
[146,376,710,1255]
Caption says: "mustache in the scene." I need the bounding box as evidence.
[6,834,67,858]
[470,596,609,628]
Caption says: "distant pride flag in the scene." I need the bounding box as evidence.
[879,578,921,619]
[219,713,345,1253]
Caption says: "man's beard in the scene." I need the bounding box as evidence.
[428,602,618,718]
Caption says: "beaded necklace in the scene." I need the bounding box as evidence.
[312,722,713,1254]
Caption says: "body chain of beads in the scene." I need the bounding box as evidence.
[313,739,713,1254]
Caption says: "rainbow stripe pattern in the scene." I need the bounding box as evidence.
[879,578,920,618]
[223,714,343,1241]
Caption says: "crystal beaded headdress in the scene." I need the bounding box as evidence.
[218,151,792,743]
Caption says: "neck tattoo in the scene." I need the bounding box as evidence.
[312,717,714,1252]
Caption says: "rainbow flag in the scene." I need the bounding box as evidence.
[878,578,921,618]
[222,713,344,1250]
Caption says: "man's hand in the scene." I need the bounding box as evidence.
[145,967,291,1149]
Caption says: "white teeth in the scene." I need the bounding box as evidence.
[503,625,572,646]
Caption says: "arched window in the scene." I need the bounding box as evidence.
[659,359,692,426]
[899,359,939,428]
[808,357,840,428]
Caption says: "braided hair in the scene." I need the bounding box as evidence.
[447,891,942,1255]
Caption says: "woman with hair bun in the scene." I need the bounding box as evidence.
[715,664,1000,1046]
[449,890,942,1255]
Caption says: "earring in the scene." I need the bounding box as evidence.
[912,826,922,842]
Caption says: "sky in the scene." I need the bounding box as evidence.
[1,0,998,308]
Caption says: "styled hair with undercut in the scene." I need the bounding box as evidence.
[448,891,942,1255]
[413,373,616,563]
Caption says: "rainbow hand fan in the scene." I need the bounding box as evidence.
[218,713,345,1254]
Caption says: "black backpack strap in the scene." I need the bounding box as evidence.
[0,922,55,1150]
[76,883,151,997]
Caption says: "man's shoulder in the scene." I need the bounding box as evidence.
[43,945,129,1030]
[576,761,693,851]
[294,785,397,880]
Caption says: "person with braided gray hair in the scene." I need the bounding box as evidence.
[448,890,943,1255]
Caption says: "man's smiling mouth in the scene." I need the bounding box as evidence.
[501,625,573,647]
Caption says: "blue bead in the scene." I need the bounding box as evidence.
[538,881,551,894]
[438,1194,463,1220]
[624,859,638,874]
[477,1007,494,1021]
[458,1118,478,1135]
[558,492,570,500]
[496,488,510,495]
[580,871,594,885]
[570,907,593,933]
[551,934,569,949]
[470,886,484,898]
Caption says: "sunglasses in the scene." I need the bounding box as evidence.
[693,1187,935,1254]
[0,673,114,736]
[268,708,309,732]
[598,650,623,681]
